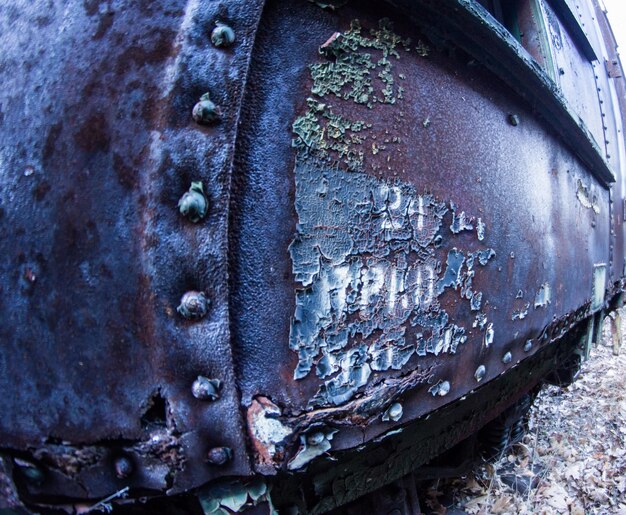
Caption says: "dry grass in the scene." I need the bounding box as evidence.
[420,312,626,515]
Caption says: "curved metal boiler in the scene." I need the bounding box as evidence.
[0,0,624,512]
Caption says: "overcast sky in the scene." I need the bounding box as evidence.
[602,0,625,58]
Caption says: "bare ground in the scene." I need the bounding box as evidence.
[419,313,626,515]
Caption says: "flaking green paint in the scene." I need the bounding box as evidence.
[292,18,416,169]
[289,20,497,409]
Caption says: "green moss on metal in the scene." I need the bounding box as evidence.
[309,19,409,106]
[292,98,371,170]
[286,21,500,411]
[292,18,415,169]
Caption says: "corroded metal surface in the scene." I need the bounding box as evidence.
[231,0,615,467]
[0,0,265,500]
[0,0,624,511]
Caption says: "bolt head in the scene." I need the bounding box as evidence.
[508,114,520,126]
[178,181,208,223]
[438,381,450,396]
[524,340,533,352]
[192,93,221,125]
[177,291,209,320]
[474,365,486,382]
[211,23,235,48]
[191,376,222,401]
[207,446,232,465]
[502,351,513,364]
[383,402,403,422]
[191,93,222,125]
[114,455,134,479]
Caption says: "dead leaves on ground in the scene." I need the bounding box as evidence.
[420,315,626,514]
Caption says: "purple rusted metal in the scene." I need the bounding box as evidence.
[0,0,624,512]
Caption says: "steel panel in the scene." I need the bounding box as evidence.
[0,0,265,499]
[230,0,610,467]
[0,0,623,507]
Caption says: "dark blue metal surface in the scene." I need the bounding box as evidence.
[0,0,624,511]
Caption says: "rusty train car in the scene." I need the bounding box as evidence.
[1,0,625,512]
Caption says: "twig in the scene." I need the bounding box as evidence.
[85,487,130,513]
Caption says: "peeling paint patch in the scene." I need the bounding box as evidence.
[289,19,496,409]
[288,427,338,471]
[576,179,600,214]
[473,312,487,329]
[592,264,607,311]
[449,203,474,233]
[292,98,372,171]
[439,249,465,291]
[534,283,552,309]
[512,302,530,320]
[289,160,496,407]
[246,397,292,471]
[476,218,486,241]
[291,19,413,170]
[483,322,494,348]
[199,479,272,514]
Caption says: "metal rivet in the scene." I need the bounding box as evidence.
[192,93,221,125]
[524,340,533,352]
[114,455,134,479]
[207,447,232,465]
[177,291,209,320]
[474,365,486,382]
[438,381,450,396]
[429,380,451,397]
[211,23,235,48]
[178,181,208,223]
[191,376,222,401]
[382,402,403,422]
[14,459,44,485]
[508,114,520,126]
[502,351,512,364]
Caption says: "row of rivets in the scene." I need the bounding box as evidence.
[177,24,236,323]
[473,349,517,384]
[14,22,240,490]
[16,445,233,484]
[182,21,236,470]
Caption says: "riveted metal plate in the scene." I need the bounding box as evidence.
[0,0,624,509]
[230,0,612,469]
[0,0,265,501]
